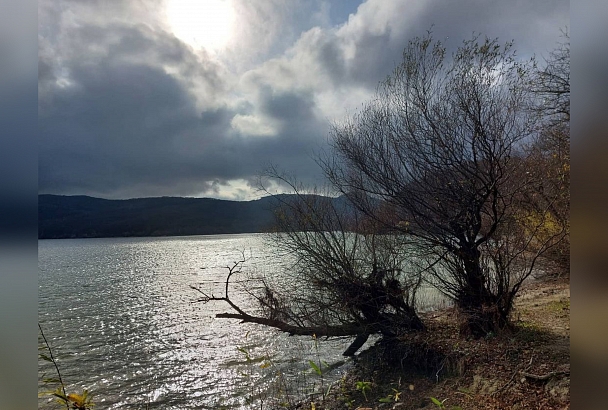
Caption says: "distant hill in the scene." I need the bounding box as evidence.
[38,194,285,239]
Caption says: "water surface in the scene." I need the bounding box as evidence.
[38,234,358,409]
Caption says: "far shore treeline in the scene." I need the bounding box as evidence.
[38,194,347,239]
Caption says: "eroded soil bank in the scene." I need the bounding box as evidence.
[301,276,570,410]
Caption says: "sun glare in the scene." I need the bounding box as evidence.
[165,0,235,52]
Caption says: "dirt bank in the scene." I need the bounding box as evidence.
[304,277,570,410]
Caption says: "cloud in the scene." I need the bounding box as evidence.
[38,0,569,200]
[38,18,329,199]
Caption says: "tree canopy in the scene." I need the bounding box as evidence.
[194,31,569,346]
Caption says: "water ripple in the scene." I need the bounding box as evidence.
[39,235,357,409]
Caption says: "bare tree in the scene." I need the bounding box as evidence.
[530,30,570,125]
[322,33,564,336]
[525,31,570,271]
[192,171,424,355]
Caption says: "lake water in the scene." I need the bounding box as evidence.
[38,234,363,409]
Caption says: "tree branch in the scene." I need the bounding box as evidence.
[520,370,569,381]
[215,312,371,337]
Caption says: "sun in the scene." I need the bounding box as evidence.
[165,0,236,52]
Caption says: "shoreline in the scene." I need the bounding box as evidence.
[299,276,570,409]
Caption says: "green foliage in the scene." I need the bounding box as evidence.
[237,346,252,362]
[430,396,463,410]
[235,342,335,408]
[379,388,401,403]
[309,360,322,376]
[355,381,372,401]
[306,333,336,404]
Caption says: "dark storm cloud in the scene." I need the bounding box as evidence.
[39,19,227,197]
[229,88,329,186]
[40,62,196,192]
[38,19,329,198]
[39,58,325,197]
[38,0,568,199]
[261,89,316,123]
[257,90,327,173]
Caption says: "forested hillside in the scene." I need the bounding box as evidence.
[38,194,282,238]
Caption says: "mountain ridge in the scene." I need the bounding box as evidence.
[38,194,285,239]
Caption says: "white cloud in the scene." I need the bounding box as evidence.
[230,114,278,137]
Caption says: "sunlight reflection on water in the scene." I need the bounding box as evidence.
[38,234,360,409]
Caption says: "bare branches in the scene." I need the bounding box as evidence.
[530,30,570,125]
[192,257,376,340]
[523,31,569,272]
[190,254,249,317]
[323,32,550,336]
[195,31,569,346]
[214,313,370,337]
[194,173,425,354]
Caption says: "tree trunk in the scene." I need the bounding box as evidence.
[456,247,504,337]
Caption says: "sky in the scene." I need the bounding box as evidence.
[38,0,569,201]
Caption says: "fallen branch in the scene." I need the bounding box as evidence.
[193,255,419,355]
[216,312,371,337]
[519,370,570,381]
[193,256,373,339]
